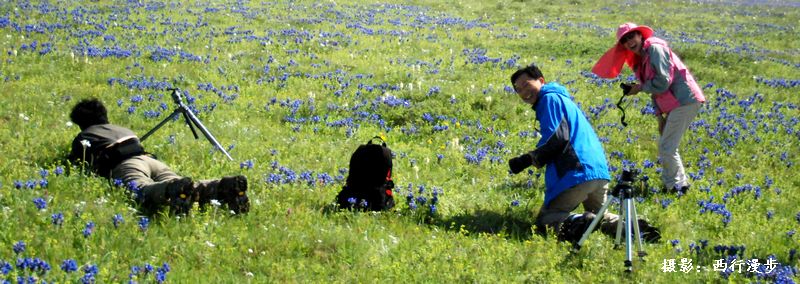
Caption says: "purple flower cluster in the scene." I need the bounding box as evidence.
[107,76,173,91]
[755,77,800,88]
[721,184,762,202]
[697,196,732,225]
[263,161,337,187]
[404,184,442,215]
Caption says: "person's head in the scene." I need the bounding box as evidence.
[591,23,654,78]
[615,23,653,56]
[619,31,643,55]
[511,65,546,105]
[70,98,109,130]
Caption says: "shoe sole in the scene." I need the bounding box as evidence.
[170,178,196,215]
[220,175,249,214]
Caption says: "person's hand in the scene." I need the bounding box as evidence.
[508,153,534,174]
[626,84,642,96]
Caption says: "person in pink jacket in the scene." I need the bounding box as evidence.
[592,23,706,193]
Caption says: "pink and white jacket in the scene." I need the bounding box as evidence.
[636,37,706,115]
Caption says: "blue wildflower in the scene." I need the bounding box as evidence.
[61,259,78,273]
[12,241,25,254]
[82,222,95,237]
[33,197,46,210]
[112,214,124,228]
[661,199,673,209]
[511,200,520,207]
[81,264,98,283]
[139,217,150,231]
[51,213,64,226]
[54,166,64,175]
[0,261,10,275]
[239,160,254,170]
[83,264,98,275]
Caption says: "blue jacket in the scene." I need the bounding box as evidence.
[531,82,610,206]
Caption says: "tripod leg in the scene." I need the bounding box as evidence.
[181,110,200,139]
[614,200,624,249]
[182,104,234,160]
[630,201,647,259]
[141,110,182,142]
[624,198,634,272]
[576,197,613,249]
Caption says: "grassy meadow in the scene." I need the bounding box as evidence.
[0,0,799,282]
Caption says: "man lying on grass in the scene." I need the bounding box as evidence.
[68,98,250,215]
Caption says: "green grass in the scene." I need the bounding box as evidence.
[0,0,799,282]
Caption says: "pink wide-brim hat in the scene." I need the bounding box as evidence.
[591,23,655,78]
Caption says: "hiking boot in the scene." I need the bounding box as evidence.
[220,175,249,214]
[638,219,661,243]
[166,177,196,215]
[198,175,249,214]
[557,213,594,244]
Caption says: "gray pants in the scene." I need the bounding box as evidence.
[659,103,701,190]
[535,179,619,233]
[111,155,213,207]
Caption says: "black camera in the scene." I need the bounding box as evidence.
[611,169,641,198]
[620,83,632,95]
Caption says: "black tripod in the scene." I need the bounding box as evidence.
[575,170,646,273]
[140,88,233,161]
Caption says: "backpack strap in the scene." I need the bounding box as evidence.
[367,136,387,147]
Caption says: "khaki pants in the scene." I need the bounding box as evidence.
[111,155,213,207]
[659,103,701,190]
[535,179,618,233]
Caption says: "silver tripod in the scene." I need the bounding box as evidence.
[575,170,646,273]
[140,88,233,160]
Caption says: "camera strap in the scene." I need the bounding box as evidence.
[616,95,628,127]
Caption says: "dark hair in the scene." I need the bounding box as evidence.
[70,98,109,130]
[510,64,544,87]
[619,31,641,44]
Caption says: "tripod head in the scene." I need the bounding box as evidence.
[612,169,640,199]
[167,88,185,106]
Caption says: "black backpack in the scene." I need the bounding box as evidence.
[336,136,395,211]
